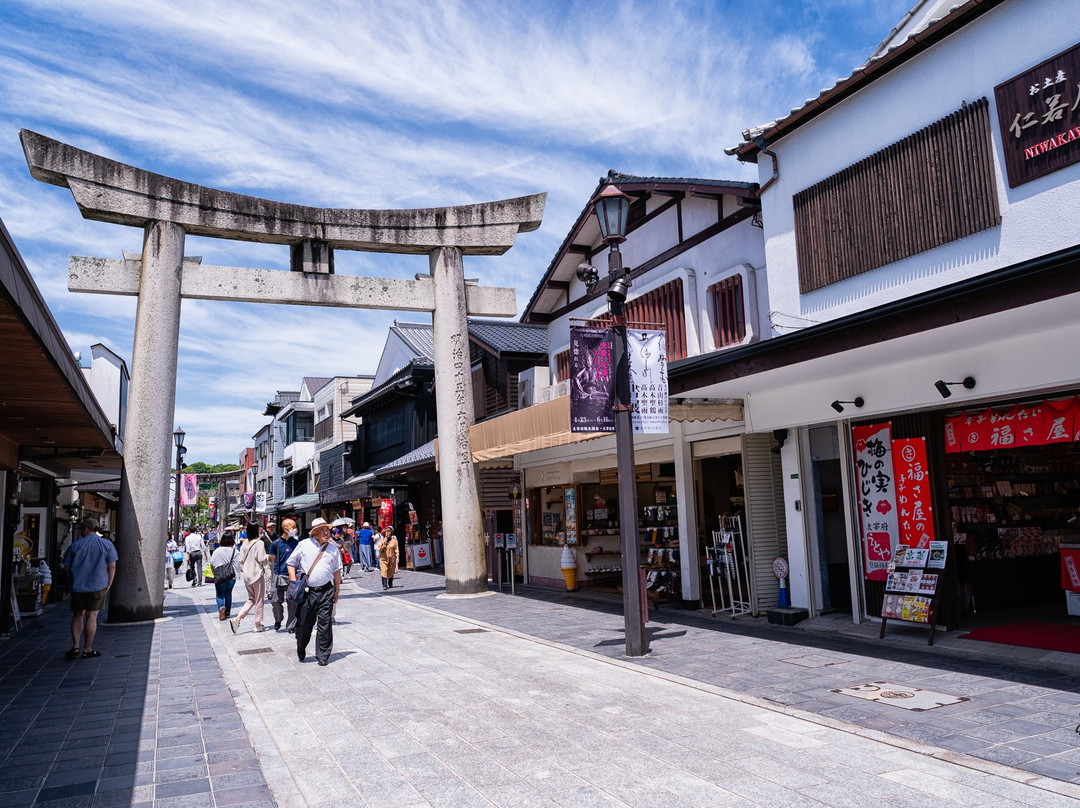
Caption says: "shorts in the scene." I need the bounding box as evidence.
[70,589,108,613]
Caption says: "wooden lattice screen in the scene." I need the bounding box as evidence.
[793,97,1001,293]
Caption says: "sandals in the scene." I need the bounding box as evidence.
[64,648,80,659]
[81,650,101,658]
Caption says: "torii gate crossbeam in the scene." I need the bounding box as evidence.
[21,129,545,622]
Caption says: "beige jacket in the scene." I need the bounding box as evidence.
[238,539,270,585]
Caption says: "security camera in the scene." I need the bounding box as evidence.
[608,275,631,304]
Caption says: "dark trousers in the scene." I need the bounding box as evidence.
[295,584,334,663]
[189,554,203,586]
[272,582,298,630]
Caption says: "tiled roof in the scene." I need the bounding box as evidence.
[468,320,548,355]
[391,322,436,362]
[727,1,988,158]
[375,440,436,473]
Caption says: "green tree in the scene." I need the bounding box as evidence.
[180,461,240,474]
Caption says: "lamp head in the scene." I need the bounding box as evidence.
[935,379,952,398]
[591,179,632,244]
[576,262,599,294]
[830,400,844,413]
[173,426,185,448]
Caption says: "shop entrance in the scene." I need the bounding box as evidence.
[695,453,745,576]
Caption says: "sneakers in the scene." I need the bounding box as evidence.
[230,617,240,634]
[253,623,266,632]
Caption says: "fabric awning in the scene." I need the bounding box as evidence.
[437,396,743,467]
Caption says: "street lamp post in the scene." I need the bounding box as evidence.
[588,179,648,657]
[173,427,186,549]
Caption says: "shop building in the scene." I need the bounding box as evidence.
[0,215,122,630]
[670,0,1080,631]
[468,173,792,611]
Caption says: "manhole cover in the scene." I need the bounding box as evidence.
[454,628,488,634]
[780,654,848,668]
[237,647,274,655]
[832,681,969,711]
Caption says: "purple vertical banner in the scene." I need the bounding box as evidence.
[569,325,615,432]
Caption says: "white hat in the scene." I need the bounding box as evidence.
[310,517,331,532]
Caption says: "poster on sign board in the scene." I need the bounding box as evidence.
[852,423,900,580]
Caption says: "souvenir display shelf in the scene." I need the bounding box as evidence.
[878,543,947,646]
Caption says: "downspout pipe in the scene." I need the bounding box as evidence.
[755,136,779,195]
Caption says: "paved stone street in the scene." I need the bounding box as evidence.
[3,565,1080,806]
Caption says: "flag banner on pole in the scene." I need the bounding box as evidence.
[627,329,668,434]
[569,325,615,433]
[180,473,198,506]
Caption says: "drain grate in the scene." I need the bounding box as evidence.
[454,628,488,634]
[237,647,274,655]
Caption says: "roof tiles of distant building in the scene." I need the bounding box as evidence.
[468,320,548,355]
[391,321,437,362]
[304,376,333,396]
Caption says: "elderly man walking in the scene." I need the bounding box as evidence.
[62,517,117,659]
[287,517,342,666]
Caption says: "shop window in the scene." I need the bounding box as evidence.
[709,274,746,348]
[794,97,1000,293]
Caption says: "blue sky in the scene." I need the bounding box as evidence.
[0,0,912,463]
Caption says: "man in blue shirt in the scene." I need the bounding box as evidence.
[62,517,118,659]
[355,521,375,572]
[269,518,300,632]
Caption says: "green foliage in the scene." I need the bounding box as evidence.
[180,461,240,474]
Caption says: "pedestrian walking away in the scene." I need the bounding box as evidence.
[62,516,117,659]
[184,530,207,586]
[378,527,399,589]
[231,527,272,633]
[269,518,300,632]
[288,517,342,665]
[209,532,241,620]
[355,521,374,571]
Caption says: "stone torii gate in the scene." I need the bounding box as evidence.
[21,130,545,622]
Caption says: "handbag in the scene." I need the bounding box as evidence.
[185,566,194,582]
[286,543,328,607]
[211,548,236,582]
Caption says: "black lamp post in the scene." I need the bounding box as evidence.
[173,427,186,548]
[588,178,648,657]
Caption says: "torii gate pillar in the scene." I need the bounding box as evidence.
[430,247,486,593]
[21,130,544,620]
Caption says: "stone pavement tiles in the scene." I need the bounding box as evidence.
[200,566,1080,807]
[365,569,1080,787]
[0,589,275,807]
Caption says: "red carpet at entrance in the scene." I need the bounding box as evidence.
[960,621,1080,653]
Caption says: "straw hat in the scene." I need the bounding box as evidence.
[310,517,331,533]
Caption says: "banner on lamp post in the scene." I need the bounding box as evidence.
[569,325,615,433]
[627,329,668,434]
[180,473,198,506]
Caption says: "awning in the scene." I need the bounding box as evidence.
[436,396,742,467]
[319,472,374,505]
[279,492,320,512]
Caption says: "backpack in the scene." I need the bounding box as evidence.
[212,548,236,582]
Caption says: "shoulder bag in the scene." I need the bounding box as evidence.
[212,548,237,582]
[286,543,328,607]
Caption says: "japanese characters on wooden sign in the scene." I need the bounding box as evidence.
[945,396,1080,453]
[994,40,1080,187]
[852,423,901,581]
[893,438,937,550]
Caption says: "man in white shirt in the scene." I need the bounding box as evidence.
[184,531,207,587]
[287,517,342,666]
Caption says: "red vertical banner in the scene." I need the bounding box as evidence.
[378,499,394,531]
[943,416,964,454]
[893,438,936,550]
[852,423,900,581]
[1013,402,1046,447]
[1044,397,1079,444]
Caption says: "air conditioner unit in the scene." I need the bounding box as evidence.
[554,380,570,399]
[517,366,550,408]
[538,385,552,403]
